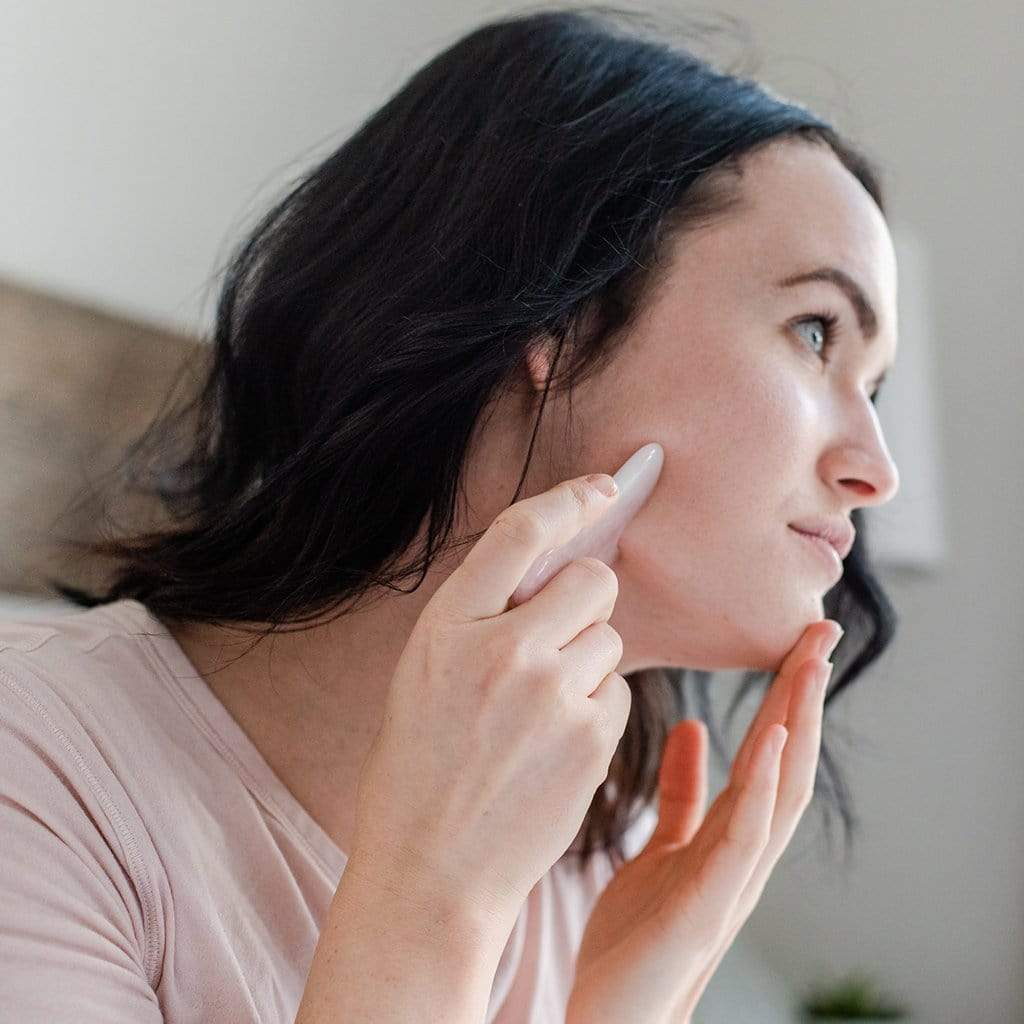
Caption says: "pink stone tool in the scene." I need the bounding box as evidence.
[508,441,664,608]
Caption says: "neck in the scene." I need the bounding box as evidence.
[165,573,442,855]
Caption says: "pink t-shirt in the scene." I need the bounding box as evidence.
[0,598,657,1023]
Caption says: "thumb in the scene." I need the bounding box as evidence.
[648,719,708,850]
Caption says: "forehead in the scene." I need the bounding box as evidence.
[734,142,893,308]
[675,141,898,327]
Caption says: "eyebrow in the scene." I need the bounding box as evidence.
[776,266,892,386]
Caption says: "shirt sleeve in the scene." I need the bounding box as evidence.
[0,662,164,1022]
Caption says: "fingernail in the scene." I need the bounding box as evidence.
[817,661,834,695]
[771,728,789,758]
[821,625,844,659]
[584,473,619,498]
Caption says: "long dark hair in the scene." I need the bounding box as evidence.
[49,5,897,873]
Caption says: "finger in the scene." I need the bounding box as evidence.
[730,621,840,786]
[675,670,827,1022]
[729,660,831,917]
[557,619,624,697]
[681,674,824,1017]
[509,442,663,607]
[648,720,708,849]
[434,473,621,623]
[519,558,621,655]
[682,724,786,932]
[679,669,828,1023]
[763,660,829,855]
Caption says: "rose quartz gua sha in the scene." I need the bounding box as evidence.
[509,442,664,608]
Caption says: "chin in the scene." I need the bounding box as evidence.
[614,562,831,675]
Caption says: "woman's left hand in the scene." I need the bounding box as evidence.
[565,619,843,1024]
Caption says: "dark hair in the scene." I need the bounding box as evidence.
[50,5,897,874]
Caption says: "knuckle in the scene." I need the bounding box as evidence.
[492,506,547,549]
[591,676,631,742]
[530,650,563,691]
[615,674,633,721]
[794,785,814,816]
[598,622,624,661]
[724,819,769,857]
[552,675,578,715]
[501,630,562,686]
[743,880,768,915]
[584,712,614,755]
[607,673,631,720]
[775,796,801,825]
[486,628,533,672]
[511,638,545,675]
[572,556,619,595]
[568,479,597,511]
[778,781,814,819]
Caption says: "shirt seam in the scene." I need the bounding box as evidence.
[132,623,342,880]
[0,658,164,989]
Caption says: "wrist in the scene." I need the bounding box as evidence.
[565,973,691,1024]
[340,844,520,954]
[297,848,515,1024]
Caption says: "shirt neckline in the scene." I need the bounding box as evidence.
[109,597,349,882]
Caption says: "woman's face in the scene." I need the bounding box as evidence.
[524,139,900,675]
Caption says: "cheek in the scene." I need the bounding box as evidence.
[673,366,809,513]
[598,329,814,552]
[607,341,827,666]
[621,374,814,619]
[727,372,810,472]
[617,374,822,664]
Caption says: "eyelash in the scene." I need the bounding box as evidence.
[792,310,883,406]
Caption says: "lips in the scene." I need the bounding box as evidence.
[788,517,855,560]
[791,527,844,580]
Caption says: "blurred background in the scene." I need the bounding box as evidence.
[1,2,1020,1021]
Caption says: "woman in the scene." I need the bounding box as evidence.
[0,6,899,1022]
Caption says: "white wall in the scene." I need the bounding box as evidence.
[2,2,1021,1021]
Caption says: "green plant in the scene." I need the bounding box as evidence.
[800,970,910,1019]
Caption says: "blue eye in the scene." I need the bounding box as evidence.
[793,312,840,357]
[792,311,883,406]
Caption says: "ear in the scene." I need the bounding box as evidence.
[522,339,555,394]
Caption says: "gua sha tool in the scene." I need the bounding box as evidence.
[509,441,664,608]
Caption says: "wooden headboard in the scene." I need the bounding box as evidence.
[0,277,204,596]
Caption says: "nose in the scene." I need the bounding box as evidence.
[823,404,901,507]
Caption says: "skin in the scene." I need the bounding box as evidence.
[168,136,900,934]
[565,621,843,1023]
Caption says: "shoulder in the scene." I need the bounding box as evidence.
[0,599,189,769]
[0,617,167,988]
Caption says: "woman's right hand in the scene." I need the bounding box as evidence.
[346,470,637,928]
